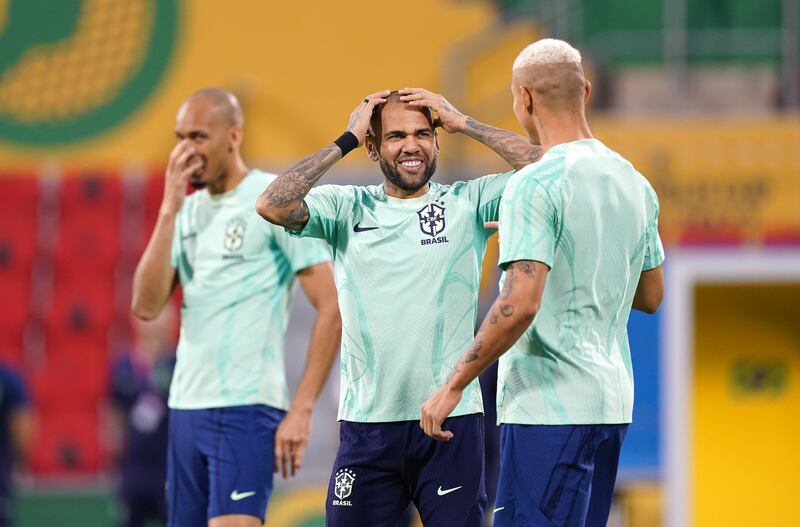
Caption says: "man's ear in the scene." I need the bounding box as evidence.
[584,80,592,104]
[229,125,243,152]
[365,135,380,162]
[520,85,534,116]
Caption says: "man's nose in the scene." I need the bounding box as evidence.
[401,136,421,153]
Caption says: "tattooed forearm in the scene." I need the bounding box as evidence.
[443,260,543,391]
[462,117,543,170]
[464,338,483,363]
[257,144,341,226]
[512,260,536,277]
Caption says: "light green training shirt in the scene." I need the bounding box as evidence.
[292,173,512,422]
[168,169,331,410]
[497,139,664,425]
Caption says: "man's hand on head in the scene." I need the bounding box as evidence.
[346,91,390,146]
[398,88,468,134]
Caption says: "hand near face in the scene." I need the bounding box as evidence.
[346,90,391,146]
[398,88,467,134]
[161,141,201,215]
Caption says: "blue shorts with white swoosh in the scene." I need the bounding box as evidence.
[326,413,486,527]
[166,405,285,526]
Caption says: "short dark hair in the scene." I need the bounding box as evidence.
[368,91,435,141]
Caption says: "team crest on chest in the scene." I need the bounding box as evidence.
[223,217,246,252]
[332,468,356,506]
[417,202,449,245]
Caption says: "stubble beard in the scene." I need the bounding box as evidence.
[379,156,438,192]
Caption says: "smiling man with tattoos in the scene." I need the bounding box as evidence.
[420,39,666,527]
[256,88,541,526]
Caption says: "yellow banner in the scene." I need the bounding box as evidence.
[0,0,493,165]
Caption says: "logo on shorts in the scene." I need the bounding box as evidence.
[230,490,256,501]
[332,468,356,506]
[223,217,246,253]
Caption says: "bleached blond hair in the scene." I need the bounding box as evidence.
[512,38,582,72]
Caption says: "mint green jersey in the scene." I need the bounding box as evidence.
[292,173,511,422]
[497,139,664,425]
[168,169,331,410]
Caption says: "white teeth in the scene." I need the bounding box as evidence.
[400,160,422,168]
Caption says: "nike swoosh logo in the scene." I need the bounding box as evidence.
[181,232,198,240]
[353,222,379,232]
[436,485,463,496]
[230,490,256,501]
[494,507,505,513]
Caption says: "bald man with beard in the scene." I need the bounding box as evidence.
[421,39,665,527]
[132,88,342,527]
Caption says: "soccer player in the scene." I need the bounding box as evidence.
[256,88,542,526]
[131,88,341,527]
[420,39,665,527]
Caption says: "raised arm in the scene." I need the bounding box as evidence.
[256,91,390,230]
[399,88,543,170]
[132,142,200,320]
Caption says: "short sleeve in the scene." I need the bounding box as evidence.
[273,230,332,273]
[464,171,514,226]
[642,187,665,271]
[498,171,561,270]
[288,185,352,244]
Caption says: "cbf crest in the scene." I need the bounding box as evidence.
[332,468,356,506]
[223,217,247,252]
[417,202,446,237]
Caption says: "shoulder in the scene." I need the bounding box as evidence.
[507,158,564,194]
[239,168,277,198]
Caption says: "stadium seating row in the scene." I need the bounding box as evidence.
[0,171,166,476]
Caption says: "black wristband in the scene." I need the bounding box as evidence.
[334,131,359,157]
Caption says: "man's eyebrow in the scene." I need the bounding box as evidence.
[383,129,407,138]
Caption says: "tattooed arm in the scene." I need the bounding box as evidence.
[399,88,542,170]
[460,116,543,170]
[255,145,341,230]
[420,260,550,441]
[256,91,390,230]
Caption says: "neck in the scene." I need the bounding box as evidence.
[383,179,430,199]
[207,156,249,195]
[534,109,593,152]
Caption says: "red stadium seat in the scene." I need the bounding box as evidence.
[0,174,39,217]
[59,173,123,221]
[30,409,102,475]
[0,214,38,275]
[53,215,120,277]
[44,278,114,352]
[30,352,107,411]
[0,276,30,365]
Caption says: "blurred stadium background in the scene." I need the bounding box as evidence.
[0,0,798,525]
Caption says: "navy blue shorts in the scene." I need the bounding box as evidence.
[166,405,285,526]
[326,413,487,527]
[493,424,628,527]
